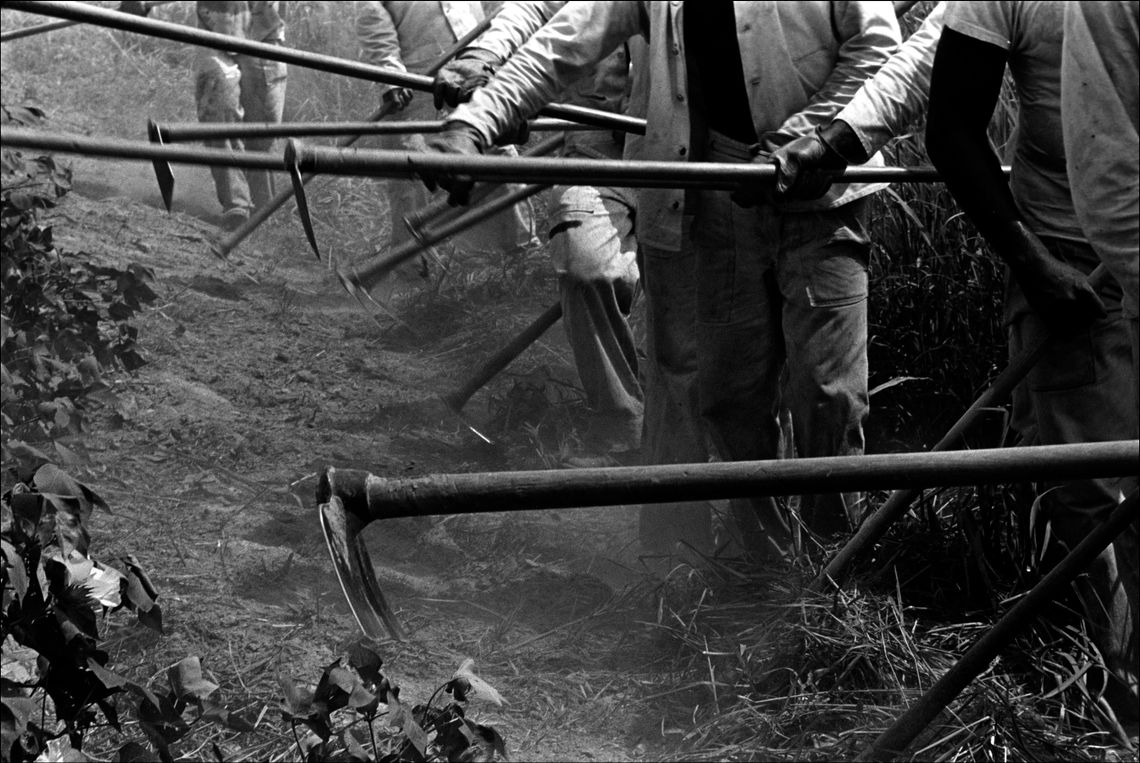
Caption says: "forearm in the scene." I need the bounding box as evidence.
[356,0,404,90]
[449,1,641,145]
[836,2,945,160]
[472,1,563,64]
[777,1,901,138]
[926,28,1026,260]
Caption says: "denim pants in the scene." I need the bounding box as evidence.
[1008,236,1139,720]
[547,184,643,448]
[194,49,287,213]
[641,131,870,561]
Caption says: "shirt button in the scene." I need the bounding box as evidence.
[671,44,680,55]
[676,93,685,102]
[678,146,687,156]
[671,200,681,210]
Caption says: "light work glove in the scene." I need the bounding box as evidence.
[432,48,501,110]
[382,87,414,113]
[999,221,1106,330]
[420,123,485,206]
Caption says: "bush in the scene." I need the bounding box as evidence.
[1,105,157,444]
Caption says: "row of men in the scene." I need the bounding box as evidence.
[408,0,1138,740]
[176,0,1137,739]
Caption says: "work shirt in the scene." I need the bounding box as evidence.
[470,1,631,161]
[450,1,900,251]
[944,1,1083,242]
[838,3,946,157]
[1061,1,1139,317]
[356,0,483,91]
[197,1,284,44]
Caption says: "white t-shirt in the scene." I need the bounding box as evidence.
[944,0,1084,242]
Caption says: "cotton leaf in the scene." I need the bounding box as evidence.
[1,540,29,602]
[452,659,504,707]
[83,561,124,609]
[167,656,219,703]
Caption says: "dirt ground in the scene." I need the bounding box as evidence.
[39,150,695,761]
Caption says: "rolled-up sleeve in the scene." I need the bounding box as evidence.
[1061,0,1140,317]
[777,1,901,137]
[473,1,564,63]
[838,3,945,157]
[356,1,404,93]
[449,0,645,144]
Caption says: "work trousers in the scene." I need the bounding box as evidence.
[640,131,870,562]
[387,95,535,254]
[194,49,287,214]
[548,183,642,450]
[1008,236,1139,722]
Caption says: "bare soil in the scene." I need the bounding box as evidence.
[42,155,685,761]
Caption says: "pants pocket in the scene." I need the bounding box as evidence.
[806,237,870,308]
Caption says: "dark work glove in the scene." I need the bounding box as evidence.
[493,117,530,147]
[382,87,414,113]
[432,48,501,110]
[119,0,151,15]
[730,144,773,209]
[1000,221,1106,330]
[769,124,853,201]
[420,123,485,206]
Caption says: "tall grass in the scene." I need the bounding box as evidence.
[866,3,1015,451]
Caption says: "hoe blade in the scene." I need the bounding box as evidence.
[319,497,406,641]
[146,119,175,212]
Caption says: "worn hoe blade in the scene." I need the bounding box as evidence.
[318,495,406,641]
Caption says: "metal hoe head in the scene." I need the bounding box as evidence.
[146,119,176,212]
[318,493,406,641]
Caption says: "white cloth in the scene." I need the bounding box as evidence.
[1061,0,1140,318]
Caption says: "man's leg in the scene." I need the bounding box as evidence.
[687,183,793,563]
[194,48,251,225]
[1013,237,1139,727]
[548,185,642,454]
[452,142,540,255]
[778,202,871,543]
[638,236,713,559]
[236,54,287,209]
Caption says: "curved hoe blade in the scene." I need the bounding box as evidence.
[285,140,320,260]
[146,119,175,212]
[319,497,406,641]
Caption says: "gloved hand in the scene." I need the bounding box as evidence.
[433,48,501,110]
[730,143,774,209]
[769,123,855,200]
[420,123,485,206]
[493,117,530,147]
[382,87,414,113]
[119,0,151,15]
[1001,221,1106,330]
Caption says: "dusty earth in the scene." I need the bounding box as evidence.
[35,151,696,761]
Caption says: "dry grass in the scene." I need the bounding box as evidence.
[640,485,1131,762]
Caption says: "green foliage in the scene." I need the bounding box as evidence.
[0,460,257,762]
[278,649,508,762]
[1,105,158,443]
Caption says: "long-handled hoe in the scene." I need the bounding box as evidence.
[314,441,1138,642]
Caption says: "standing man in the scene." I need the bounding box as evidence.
[770,0,1138,734]
[433,1,644,462]
[419,1,901,562]
[194,1,287,231]
[355,1,536,255]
